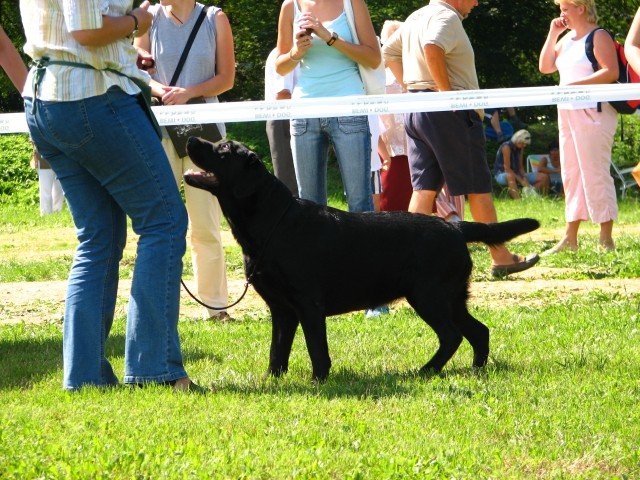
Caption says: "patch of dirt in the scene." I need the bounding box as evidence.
[2,271,639,325]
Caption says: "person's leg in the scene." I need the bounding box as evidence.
[291,117,329,205]
[371,170,382,212]
[599,220,615,250]
[507,107,527,130]
[163,137,230,319]
[267,119,298,196]
[183,154,230,318]
[27,90,190,388]
[380,155,412,212]
[404,112,442,215]
[551,108,584,252]
[572,104,618,248]
[434,183,463,221]
[528,171,549,195]
[37,168,55,215]
[467,192,529,266]
[496,171,521,199]
[490,110,504,141]
[27,97,127,390]
[330,115,373,212]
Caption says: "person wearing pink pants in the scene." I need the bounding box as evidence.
[554,105,618,251]
[539,0,619,254]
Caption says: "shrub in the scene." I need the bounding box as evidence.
[0,133,38,206]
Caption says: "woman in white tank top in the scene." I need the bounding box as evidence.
[539,0,619,255]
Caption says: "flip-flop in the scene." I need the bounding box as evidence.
[491,253,540,278]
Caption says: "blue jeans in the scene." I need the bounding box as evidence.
[25,88,189,390]
[291,116,373,212]
[495,172,539,186]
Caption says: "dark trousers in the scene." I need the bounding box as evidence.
[266,119,298,196]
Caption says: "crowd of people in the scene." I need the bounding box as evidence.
[1,0,638,391]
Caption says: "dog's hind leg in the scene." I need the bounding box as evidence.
[451,298,490,368]
[268,305,300,377]
[406,288,463,374]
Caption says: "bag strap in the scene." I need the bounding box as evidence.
[343,0,360,45]
[584,27,609,113]
[585,27,608,71]
[31,58,152,108]
[169,6,210,86]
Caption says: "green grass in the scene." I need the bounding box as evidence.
[2,121,640,478]
[1,300,639,478]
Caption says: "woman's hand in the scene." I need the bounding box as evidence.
[549,17,568,36]
[298,12,332,43]
[160,86,192,105]
[291,29,312,60]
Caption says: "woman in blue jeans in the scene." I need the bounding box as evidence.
[275,0,380,212]
[20,0,203,392]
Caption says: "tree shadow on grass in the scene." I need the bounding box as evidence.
[0,330,217,391]
[0,329,65,390]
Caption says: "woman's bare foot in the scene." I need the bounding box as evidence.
[599,239,615,251]
[541,240,578,257]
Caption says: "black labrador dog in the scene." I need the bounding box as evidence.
[184,138,539,382]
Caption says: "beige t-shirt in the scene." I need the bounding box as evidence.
[382,0,479,92]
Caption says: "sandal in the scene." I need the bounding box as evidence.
[491,253,539,278]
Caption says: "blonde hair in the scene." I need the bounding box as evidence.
[554,0,598,24]
[381,20,403,43]
[511,129,532,145]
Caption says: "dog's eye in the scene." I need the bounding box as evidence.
[219,142,231,153]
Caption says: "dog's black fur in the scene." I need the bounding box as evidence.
[184,138,539,381]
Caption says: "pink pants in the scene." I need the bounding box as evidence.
[558,104,618,224]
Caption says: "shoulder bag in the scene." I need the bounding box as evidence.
[163,6,222,157]
[342,0,385,95]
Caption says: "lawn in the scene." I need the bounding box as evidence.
[1,124,640,478]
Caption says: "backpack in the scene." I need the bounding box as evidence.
[585,27,640,114]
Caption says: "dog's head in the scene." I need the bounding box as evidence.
[184,137,270,199]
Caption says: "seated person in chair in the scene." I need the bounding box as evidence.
[494,130,549,199]
[537,140,563,196]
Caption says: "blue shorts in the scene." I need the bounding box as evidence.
[495,172,539,186]
[404,110,493,196]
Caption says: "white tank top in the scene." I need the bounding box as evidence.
[555,31,598,109]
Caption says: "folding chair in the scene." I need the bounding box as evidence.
[610,162,638,198]
[526,154,545,173]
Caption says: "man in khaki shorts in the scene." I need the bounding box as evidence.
[382,0,539,277]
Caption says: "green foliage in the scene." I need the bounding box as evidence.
[0,134,38,205]
[612,114,640,167]
[1,0,639,111]
[0,0,28,112]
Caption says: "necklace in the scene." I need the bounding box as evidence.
[170,10,184,24]
[168,2,196,25]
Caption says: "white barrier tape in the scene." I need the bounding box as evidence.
[2,83,640,134]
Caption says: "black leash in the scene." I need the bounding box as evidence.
[181,278,249,310]
[180,197,294,311]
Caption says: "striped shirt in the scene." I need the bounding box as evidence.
[21,0,149,101]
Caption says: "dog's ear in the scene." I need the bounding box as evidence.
[232,151,266,198]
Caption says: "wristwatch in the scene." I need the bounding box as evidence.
[126,13,139,39]
[327,32,339,46]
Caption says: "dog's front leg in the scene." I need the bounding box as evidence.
[267,306,299,377]
[299,313,331,382]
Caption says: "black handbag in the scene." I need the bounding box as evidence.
[162,6,222,157]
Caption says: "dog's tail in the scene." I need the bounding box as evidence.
[458,218,540,246]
